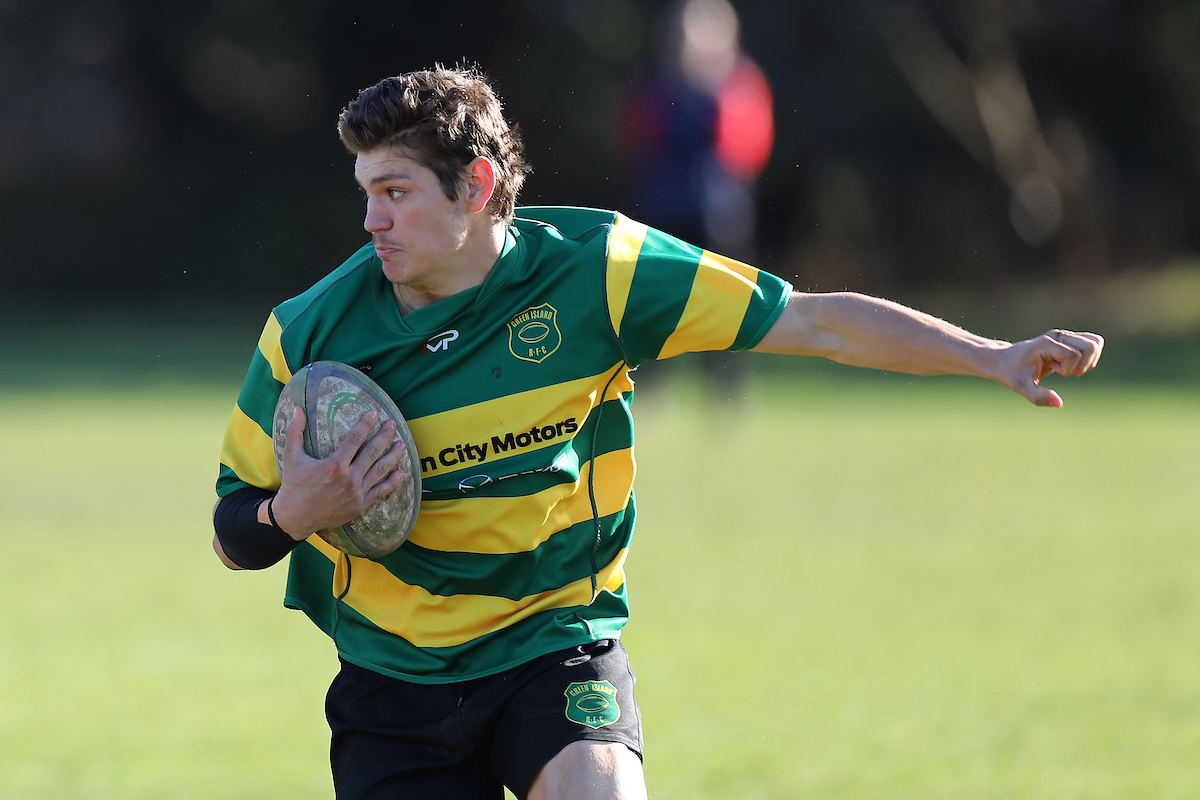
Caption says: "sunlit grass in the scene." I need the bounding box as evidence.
[0,386,335,799]
[626,376,1200,799]
[0,374,1196,799]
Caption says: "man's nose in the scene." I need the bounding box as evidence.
[364,200,391,233]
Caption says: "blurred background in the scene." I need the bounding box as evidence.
[2,0,1199,346]
[3,4,1200,798]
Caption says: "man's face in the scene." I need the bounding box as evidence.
[354,148,472,292]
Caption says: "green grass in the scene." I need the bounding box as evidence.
[1,371,1196,799]
[628,376,1200,799]
[0,385,336,798]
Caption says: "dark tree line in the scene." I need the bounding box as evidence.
[1,0,1197,302]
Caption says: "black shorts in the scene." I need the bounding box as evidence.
[325,639,643,800]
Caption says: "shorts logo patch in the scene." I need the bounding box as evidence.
[564,680,621,729]
[508,303,561,363]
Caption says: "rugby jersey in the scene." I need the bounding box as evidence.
[216,207,791,683]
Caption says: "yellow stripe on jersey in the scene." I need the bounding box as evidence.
[219,404,280,490]
[605,214,648,338]
[405,367,635,471]
[311,538,632,649]
[409,449,636,554]
[658,249,762,359]
[601,547,628,593]
[258,314,293,385]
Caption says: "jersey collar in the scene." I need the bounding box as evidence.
[372,228,520,336]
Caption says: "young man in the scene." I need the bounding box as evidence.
[213,66,1103,800]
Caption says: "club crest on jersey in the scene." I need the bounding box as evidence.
[425,329,459,353]
[507,303,561,363]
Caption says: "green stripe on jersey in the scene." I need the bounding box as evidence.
[285,544,631,683]
[216,463,244,497]
[732,268,792,352]
[236,350,285,435]
[381,508,631,600]
[617,227,701,364]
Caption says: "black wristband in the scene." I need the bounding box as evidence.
[214,486,302,570]
[266,496,283,531]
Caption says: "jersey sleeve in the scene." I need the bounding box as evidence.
[215,312,295,497]
[603,213,791,366]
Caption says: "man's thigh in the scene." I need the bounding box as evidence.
[528,741,647,800]
[490,639,644,799]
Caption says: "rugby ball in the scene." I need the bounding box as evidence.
[272,361,421,559]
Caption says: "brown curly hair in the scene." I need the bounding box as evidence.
[337,65,531,222]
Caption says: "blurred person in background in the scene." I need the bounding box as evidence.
[621,0,773,260]
[621,0,774,397]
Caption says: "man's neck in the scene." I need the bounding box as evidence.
[392,222,507,315]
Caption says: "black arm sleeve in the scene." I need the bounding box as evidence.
[213,486,302,570]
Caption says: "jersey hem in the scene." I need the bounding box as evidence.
[216,480,252,499]
[733,279,793,352]
[284,592,621,685]
[334,634,622,686]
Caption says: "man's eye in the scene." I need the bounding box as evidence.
[388,188,404,199]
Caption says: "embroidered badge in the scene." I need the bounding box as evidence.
[564,680,621,729]
[507,303,561,363]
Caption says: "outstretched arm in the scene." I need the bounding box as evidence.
[752,292,1104,406]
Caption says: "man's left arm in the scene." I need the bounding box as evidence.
[752,291,1104,407]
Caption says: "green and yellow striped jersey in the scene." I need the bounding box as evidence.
[217,207,791,683]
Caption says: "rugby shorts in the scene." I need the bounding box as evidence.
[325,638,643,799]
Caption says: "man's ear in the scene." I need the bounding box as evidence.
[463,157,497,214]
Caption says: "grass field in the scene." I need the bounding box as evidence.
[1,357,1197,799]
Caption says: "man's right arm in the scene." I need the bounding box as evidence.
[212,407,409,570]
[212,530,242,570]
[753,291,1104,406]
[212,487,296,571]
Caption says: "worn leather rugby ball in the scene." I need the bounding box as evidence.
[272,361,420,559]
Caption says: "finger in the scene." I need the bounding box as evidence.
[357,423,402,473]
[1038,331,1087,377]
[350,420,401,482]
[283,407,310,467]
[1013,371,1064,408]
[363,433,410,490]
[330,409,380,466]
[364,461,408,506]
[1085,333,1105,372]
[1053,330,1105,374]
